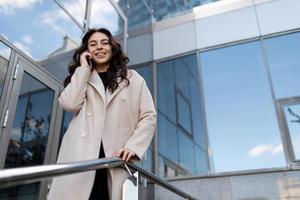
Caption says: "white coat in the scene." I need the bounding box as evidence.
[47,66,156,200]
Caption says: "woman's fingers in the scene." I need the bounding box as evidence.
[113,148,136,161]
[79,51,92,68]
[122,150,129,161]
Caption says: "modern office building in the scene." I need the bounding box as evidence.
[0,0,300,199]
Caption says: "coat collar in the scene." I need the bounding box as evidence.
[87,69,132,106]
[87,70,106,104]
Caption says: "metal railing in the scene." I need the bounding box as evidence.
[0,157,196,200]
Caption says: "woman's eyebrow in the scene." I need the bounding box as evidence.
[88,39,109,44]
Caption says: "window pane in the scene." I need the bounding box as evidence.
[264,32,300,99]
[5,72,54,168]
[177,92,192,134]
[178,130,195,173]
[116,0,152,30]
[134,65,154,172]
[0,1,81,60]
[157,54,209,177]
[152,0,218,21]
[0,42,11,100]
[158,113,178,163]
[195,146,209,174]
[283,104,300,160]
[157,60,176,124]
[2,72,54,199]
[200,41,285,172]
[135,65,153,93]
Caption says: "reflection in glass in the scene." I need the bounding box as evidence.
[195,146,209,174]
[0,42,11,100]
[178,130,195,173]
[134,65,154,172]
[2,72,54,199]
[115,0,218,26]
[284,104,300,160]
[135,65,153,93]
[177,92,192,134]
[200,41,285,172]
[5,72,54,168]
[158,113,178,163]
[157,54,209,177]
[152,0,218,21]
[117,0,152,30]
[264,32,300,99]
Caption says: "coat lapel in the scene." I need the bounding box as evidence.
[88,70,106,104]
[106,70,133,107]
[106,78,127,106]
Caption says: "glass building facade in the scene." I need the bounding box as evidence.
[1,0,300,199]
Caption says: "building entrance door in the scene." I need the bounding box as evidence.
[0,51,62,199]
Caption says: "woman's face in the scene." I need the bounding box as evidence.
[87,32,112,66]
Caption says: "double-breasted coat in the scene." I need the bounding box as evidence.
[47,66,156,200]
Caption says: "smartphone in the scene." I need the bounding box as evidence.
[86,56,95,68]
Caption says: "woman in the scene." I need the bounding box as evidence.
[47,28,156,200]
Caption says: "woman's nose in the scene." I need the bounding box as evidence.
[96,43,102,49]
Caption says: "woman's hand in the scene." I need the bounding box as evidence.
[113,148,136,162]
[80,51,92,69]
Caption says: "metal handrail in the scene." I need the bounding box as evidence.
[0,157,196,200]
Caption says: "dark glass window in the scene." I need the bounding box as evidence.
[157,54,209,177]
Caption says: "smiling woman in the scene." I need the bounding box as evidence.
[47,28,156,200]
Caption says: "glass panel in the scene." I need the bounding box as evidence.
[157,54,209,177]
[158,112,178,163]
[264,31,300,99]
[200,41,285,172]
[116,0,152,30]
[152,0,218,21]
[176,92,192,134]
[5,72,54,167]
[283,104,300,160]
[2,72,54,199]
[178,130,195,173]
[0,42,11,100]
[195,146,209,174]
[59,0,86,26]
[157,60,176,124]
[0,183,40,200]
[134,65,153,93]
[91,0,124,37]
[0,1,81,60]
[134,65,154,172]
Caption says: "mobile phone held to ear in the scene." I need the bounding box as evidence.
[86,56,95,68]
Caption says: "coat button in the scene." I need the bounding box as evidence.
[80,131,86,138]
[121,97,126,102]
[86,112,91,117]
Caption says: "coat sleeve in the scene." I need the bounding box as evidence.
[58,66,91,113]
[124,80,157,160]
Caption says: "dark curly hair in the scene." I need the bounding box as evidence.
[63,28,130,93]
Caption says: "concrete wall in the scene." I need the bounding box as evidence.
[154,168,300,200]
